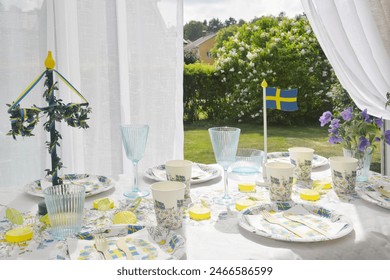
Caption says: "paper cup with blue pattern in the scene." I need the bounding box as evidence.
[265,162,295,201]
[165,159,192,205]
[288,147,314,181]
[150,181,186,229]
[329,156,358,195]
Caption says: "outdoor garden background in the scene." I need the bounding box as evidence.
[182,13,381,173]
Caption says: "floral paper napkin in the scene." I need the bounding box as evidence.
[245,204,349,240]
[68,228,184,260]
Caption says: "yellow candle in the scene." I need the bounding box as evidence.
[235,198,256,211]
[5,227,34,243]
[189,204,211,221]
[300,189,320,201]
[238,183,256,193]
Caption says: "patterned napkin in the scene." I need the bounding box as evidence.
[245,204,348,240]
[68,228,180,260]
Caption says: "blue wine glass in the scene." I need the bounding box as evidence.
[120,124,149,198]
[208,127,241,205]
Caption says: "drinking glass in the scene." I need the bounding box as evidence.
[208,127,241,205]
[120,124,150,198]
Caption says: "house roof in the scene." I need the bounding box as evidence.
[184,33,217,51]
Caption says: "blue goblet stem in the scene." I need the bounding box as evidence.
[222,168,230,200]
[132,161,139,193]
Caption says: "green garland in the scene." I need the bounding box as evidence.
[6,77,92,179]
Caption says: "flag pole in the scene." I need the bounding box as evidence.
[261,79,268,180]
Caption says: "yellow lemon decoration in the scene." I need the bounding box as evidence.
[93,198,114,210]
[235,198,256,211]
[39,214,51,226]
[6,208,24,225]
[313,180,332,190]
[5,227,34,243]
[189,204,211,221]
[238,183,256,193]
[300,189,320,201]
[112,211,137,224]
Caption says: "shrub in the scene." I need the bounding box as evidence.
[212,15,336,125]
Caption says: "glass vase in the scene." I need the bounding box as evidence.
[342,147,372,182]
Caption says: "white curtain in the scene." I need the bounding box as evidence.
[0,0,184,187]
[301,0,390,119]
[301,0,390,173]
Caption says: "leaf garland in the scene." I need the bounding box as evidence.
[6,76,92,180]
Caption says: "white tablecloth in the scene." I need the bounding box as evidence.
[1,163,389,260]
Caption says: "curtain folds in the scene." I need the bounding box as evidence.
[301,0,390,174]
[0,0,183,187]
[301,0,390,119]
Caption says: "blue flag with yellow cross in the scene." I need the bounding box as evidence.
[265,87,298,111]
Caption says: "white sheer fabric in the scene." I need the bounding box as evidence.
[0,0,183,187]
[301,0,390,174]
[301,0,390,119]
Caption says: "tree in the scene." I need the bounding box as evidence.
[184,20,206,41]
[224,17,237,27]
[207,18,224,33]
[212,15,336,124]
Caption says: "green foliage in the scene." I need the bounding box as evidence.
[212,15,336,125]
[7,75,91,181]
[184,63,226,122]
[184,20,206,41]
[184,49,200,64]
[207,18,224,33]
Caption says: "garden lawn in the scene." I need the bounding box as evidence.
[184,122,381,173]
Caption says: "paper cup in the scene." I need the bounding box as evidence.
[165,160,192,204]
[150,181,186,229]
[329,156,358,195]
[265,162,295,201]
[288,147,314,181]
[43,184,86,240]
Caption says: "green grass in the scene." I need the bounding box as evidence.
[184,122,381,173]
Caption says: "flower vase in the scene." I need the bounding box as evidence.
[342,147,372,182]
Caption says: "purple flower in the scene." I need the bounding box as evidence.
[375,118,383,128]
[361,109,371,123]
[358,137,370,151]
[330,118,340,128]
[319,111,332,127]
[328,136,343,144]
[374,137,381,142]
[341,107,353,121]
[385,130,390,145]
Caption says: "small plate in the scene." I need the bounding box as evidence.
[238,202,353,242]
[267,152,328,168]
[24,174,116,198]
[144,163,220,184]
[356,184,390,210]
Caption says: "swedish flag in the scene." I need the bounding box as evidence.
[265,87,298,111]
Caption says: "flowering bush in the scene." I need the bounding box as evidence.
[319,107,390,152]
[212,15,336,124]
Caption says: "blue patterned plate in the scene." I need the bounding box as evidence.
[24,174,116,198]
[144,163,220,184]
[267,152,328,168]
[238,202,353,242]
[356,184,390,210]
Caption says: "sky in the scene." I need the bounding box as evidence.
[184,0,304,24]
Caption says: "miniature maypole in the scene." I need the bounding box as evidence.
[7,51,91,186]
